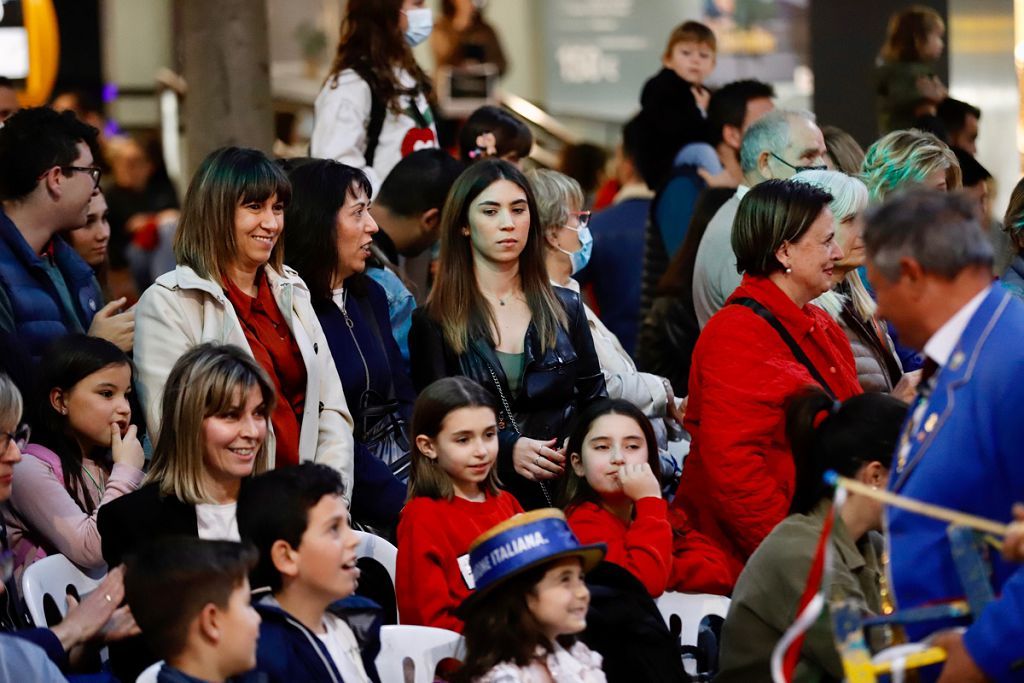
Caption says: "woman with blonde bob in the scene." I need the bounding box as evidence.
[133,147,354,496]
[793,170,918,398]
[860,128,961,203]
[99,343,275,567]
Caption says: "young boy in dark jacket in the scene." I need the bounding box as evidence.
[124,538,261,683]
[237,463,382,683]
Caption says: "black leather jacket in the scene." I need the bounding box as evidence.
[410,286,607,509]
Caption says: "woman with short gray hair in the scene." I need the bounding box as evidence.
[672,179,863,586]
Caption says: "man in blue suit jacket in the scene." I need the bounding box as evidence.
[865,189,1024,683]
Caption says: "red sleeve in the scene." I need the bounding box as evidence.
[568,498,672,597]
[395,499,465,632]
[691,315,797,556]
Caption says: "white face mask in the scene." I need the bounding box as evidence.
[403,8,434,47]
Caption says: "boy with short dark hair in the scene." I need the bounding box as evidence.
[237,463,382,683]
[124,538,260,683]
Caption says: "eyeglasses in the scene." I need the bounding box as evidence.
[61,165,103,189]
[769,152,827,174]
[0,424,30,451]
[569,211,591,230]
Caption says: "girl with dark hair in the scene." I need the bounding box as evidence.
[284,159,415,531]
[4,334,143,578]
[716,388,906,683]
[395,377,523,631]
[454,509,606,683]
[311,0,438,193]
[672,179,862,588]
[562,398,731,597]
[410,159,606,510]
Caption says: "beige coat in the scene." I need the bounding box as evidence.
[134,265,355,500]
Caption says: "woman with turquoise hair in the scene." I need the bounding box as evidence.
[860,128,960,203]
[1001,177,1024,300]
[793,170,918,400]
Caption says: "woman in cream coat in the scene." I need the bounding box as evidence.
[134,147,354,498]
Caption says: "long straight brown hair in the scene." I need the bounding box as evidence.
[426,159,567,355]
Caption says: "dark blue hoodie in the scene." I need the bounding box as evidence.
[240,594,382,683]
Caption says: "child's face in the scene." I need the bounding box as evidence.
[919,26,945,61]
[663,40,715,85]
[55,362,132,449]
[418,406,498,499]
[293,494,361,602]
[202,384,268,485]
[571,413,649,498]
[526,557,589,642]
[218,578,262,675]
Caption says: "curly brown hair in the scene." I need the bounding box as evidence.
[326,0,433,114]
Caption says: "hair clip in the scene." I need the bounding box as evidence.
[469,132,498,160]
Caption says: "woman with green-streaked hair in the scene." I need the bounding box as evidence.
[1001,177,1024,301]
[860,129,961,203]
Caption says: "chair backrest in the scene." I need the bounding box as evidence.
[374,624,463,683]
[135,660,164,683]
[21,553,106,627]
[656,591,731,647]
[353,530,399,623]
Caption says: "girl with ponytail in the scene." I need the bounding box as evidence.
[715,387,907,683]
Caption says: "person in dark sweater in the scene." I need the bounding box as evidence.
[635,21,718,190]
[124,538,260,683]
[284,159,414,531]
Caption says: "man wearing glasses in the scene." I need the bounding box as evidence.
[692,109,828,328]
[0,107,133,363]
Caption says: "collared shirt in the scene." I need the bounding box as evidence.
[693,184,750,328]
[922,285,990,369]
[223,271,306,468]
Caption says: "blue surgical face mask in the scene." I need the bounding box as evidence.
[403,8,433,47]
[558,224,593,275]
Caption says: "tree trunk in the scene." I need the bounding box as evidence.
[179,0,274,175]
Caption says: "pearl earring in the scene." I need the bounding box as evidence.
[785,267,792,274]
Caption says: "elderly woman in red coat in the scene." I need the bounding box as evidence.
[672,179,862,586]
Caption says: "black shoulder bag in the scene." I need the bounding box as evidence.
[732,297,839,400]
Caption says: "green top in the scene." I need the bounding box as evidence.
[715,500,882,683]
[495,350,526,396]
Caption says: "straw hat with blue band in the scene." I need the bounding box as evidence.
[457,508,606,617]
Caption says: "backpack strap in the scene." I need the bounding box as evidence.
[731,297,839,400]
[364,90,387,169]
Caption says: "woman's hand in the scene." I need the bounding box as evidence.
[891,369,922,403]
[1002,503,1024,562]
[110,423,145,470]
[87,298,135,352]
[513,437,565,481]
[663,380,687,428]
[618,462,662,501]
[51,566,126,651]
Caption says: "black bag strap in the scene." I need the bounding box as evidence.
[364,90,387,169]
[731,297,838,400]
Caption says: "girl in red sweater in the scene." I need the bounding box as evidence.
[396,377,523,630]
[563,399,732,597]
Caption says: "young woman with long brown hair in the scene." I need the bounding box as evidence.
[410,159,606,510]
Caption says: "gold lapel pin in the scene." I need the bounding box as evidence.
[949,351,965,371]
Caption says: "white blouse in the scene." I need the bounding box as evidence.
[476,642,606,683]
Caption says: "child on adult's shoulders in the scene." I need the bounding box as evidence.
[237,463,382,683]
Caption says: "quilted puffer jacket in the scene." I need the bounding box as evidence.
[671,275,862,585]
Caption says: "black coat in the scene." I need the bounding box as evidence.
[409,286,606,509]
[98,482,200,683]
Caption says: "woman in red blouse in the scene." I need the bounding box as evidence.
[133,148,355,497]
[673,179,862,586]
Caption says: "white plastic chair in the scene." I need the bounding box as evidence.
[656,591,731,647]
[354,530,399,621]
[374,624,463,683]
[135,660,164,683]
[21,553,106,627]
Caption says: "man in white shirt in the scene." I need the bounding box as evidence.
[864,189,1024,683]
[692,109,828,327]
